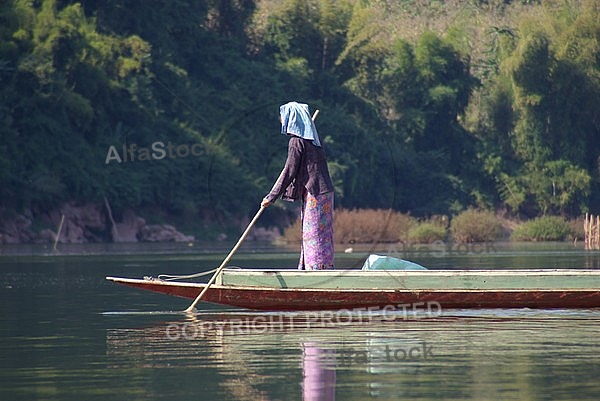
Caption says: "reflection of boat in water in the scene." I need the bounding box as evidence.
[107,268,600,310]
[105,311,433,400]
[105,309,600,400]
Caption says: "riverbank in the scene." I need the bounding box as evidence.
[1,205,586,248]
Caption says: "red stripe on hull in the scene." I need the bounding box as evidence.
[111,279,600,310]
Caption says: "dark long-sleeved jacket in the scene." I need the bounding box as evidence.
[265,136,334,202]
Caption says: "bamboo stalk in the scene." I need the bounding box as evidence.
[592,213,595,250]
[584,213,600,250]
[584,213,587,249]
[588,214,591,249]
[592,214,596,250]
[594,216,600,249]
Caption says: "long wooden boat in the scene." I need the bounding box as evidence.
[106,268,600,311]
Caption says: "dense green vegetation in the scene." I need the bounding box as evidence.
[1,0,599,236]
[511,215,574,241]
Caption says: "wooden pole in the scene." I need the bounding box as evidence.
[104,195,120,242]
[53,214,65,251]
[184,206,265,313]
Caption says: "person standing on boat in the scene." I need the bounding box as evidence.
[261,102,335,270]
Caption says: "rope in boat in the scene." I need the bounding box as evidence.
[157,266,242,281]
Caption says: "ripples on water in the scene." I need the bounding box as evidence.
[1,244,600,400]
[99,308,600,401]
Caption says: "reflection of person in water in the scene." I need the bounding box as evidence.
[302,342,336,401]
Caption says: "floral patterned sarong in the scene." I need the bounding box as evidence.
[298,191,334,270]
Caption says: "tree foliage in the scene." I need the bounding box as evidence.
[481,1,600,216]
[1,0,600,237]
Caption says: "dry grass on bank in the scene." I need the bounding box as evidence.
[282,208,586,245]
[283,209,416,244]
[283,208,502,244]
[450,209,504,243]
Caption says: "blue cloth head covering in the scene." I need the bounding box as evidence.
[279,101,321,147]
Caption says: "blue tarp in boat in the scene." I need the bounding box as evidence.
[361,254,427,270]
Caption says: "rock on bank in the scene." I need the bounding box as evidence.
[0,203,194,244]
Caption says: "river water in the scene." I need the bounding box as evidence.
[1,242,599,400]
